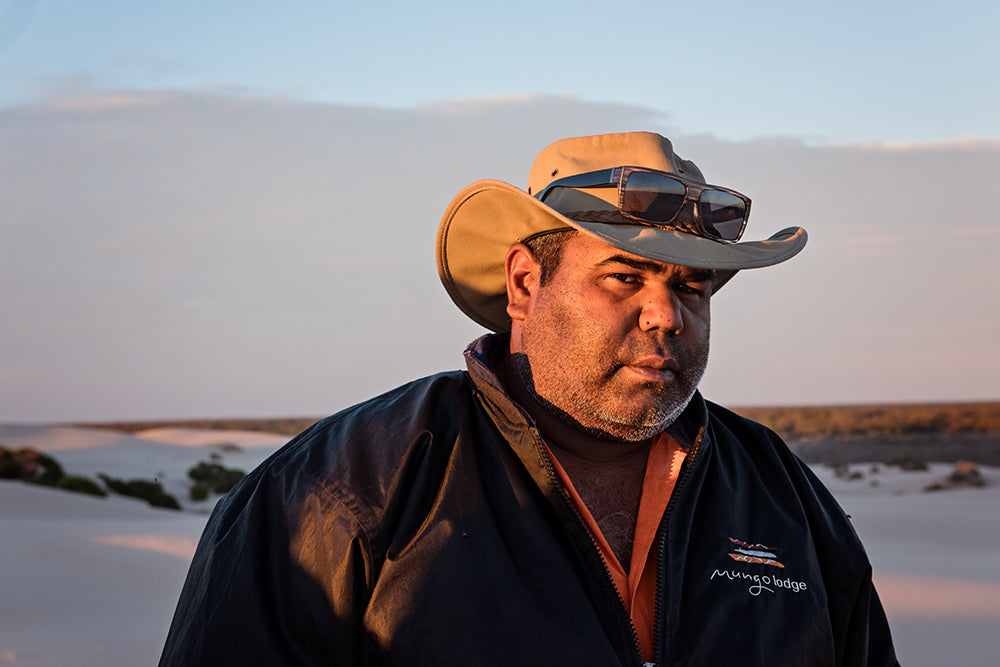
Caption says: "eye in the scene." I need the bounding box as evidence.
[609,272,640,285]
[675,281,710,297]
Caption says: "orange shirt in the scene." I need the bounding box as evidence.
[545,433,687,663]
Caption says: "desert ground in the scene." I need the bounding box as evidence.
[1,422,998,666]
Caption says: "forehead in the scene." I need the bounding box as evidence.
[559,231,710,279]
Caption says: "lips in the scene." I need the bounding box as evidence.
[624,356,678,382]
[630,355,679,371]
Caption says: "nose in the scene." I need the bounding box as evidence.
[638,286,683,333]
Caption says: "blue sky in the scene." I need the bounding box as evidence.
[3,0,997,143]
[1,1,998,421]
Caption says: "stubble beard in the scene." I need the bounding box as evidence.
[513,332,709,443]
[590,351,707,440]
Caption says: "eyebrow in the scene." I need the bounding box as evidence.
[597,254,715,282]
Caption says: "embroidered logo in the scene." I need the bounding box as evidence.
[726,536,785,568]
[710,537,808,596]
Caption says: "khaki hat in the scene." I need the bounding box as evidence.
[437,131,807,331]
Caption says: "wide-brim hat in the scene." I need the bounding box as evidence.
[437,131,807,332]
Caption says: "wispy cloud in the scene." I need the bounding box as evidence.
[838,138,1000,151]
[418,91,560,110]
[49,92,173,112]
[2,86,997,420]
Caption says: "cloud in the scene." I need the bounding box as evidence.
[1,87,997,421]
[417,91,564,110]
[839,139,1000,152]
[46,92,174,112]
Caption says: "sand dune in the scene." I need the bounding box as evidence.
[1,424,998,666]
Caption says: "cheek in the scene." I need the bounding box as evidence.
[527,283,638,365]
[527,298,605,370]
[686,300,711,332]
[686,305,711,342]
[535,288,591,334]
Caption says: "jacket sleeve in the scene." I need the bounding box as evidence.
[839,565,900,667]
[159,462,374,666]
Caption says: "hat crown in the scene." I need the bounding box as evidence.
[527,132,706,196]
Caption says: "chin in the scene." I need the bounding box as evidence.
[609,399,691,435]
[591,421,668,443]
[585,409,674,442]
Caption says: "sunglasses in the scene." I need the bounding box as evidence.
[534,166,751,242]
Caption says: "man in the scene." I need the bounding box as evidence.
[161,132,898,665]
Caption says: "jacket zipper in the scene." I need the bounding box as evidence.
[532,433,646,666]
[651,428,705,666]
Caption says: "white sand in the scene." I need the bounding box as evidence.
[1,425,998,666]
[814,462,1000,666]
[0,425,284,666]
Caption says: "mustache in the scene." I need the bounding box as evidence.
[613,338,690,365]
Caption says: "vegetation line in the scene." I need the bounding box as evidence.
[69,402,1000,440]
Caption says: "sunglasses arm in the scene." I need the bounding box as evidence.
[534,168,619,202]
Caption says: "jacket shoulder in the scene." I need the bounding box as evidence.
[702,399,867,553]
[703,399,812,475]
[238,370,477,525]
[703,399,782,443]
[288,369,474,461]
[158,375,476,666]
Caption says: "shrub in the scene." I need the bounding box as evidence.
[735,402,1000,438]
[188,461,225,484]
[187,461,245,495]
[888,452,929,471]
[149,490,182,510]
[1,447,114,500]
[99,473,181,510]
[1,448,65,485]
[56,475,108,497]
[0,446,65,485]
[0,448,20,478]
[190,483,210,502]
[28,450,66,485]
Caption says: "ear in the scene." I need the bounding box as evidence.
[505,244,540,323]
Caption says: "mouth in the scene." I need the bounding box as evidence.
[623,356,678,383]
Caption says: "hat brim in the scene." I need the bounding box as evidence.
[437,179,807,332]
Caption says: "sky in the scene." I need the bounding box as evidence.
[1,0,998,422]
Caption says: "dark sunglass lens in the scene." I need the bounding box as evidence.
[700,190,746,240]
[622,171,686,222]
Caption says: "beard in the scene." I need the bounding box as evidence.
[513,330,709,442]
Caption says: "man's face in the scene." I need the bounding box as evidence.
[507,233,712,441]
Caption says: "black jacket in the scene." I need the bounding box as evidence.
[161,335,898,666]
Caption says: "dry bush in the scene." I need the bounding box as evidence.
[733,402,999,439]
[75,403,999,441]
